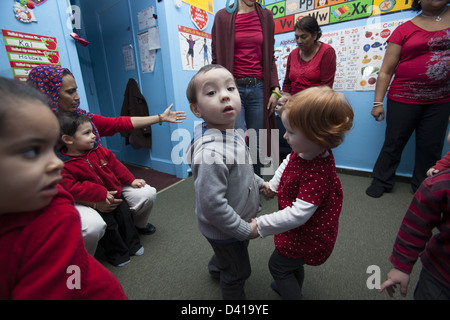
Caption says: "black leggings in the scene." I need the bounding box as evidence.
[269,249,304,300]
[99,198,141,266]
[207,239,251,300]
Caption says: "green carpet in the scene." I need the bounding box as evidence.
[98,173,420,300]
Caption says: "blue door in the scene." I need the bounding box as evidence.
[77,0,139,158]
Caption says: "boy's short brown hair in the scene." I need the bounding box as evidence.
[186,64,229,105]
[0,77,49,136]
[284,86,354,149]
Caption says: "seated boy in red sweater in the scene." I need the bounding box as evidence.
[0,77,126,299]
[57,112,144,267]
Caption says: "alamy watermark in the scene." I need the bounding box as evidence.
[366,265,381,290]
[66,265,81,290]
[67,5,81,30]
[171,123,281,176]
[65,263,385,291]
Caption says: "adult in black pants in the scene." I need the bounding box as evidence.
[100,198,143,267]
[366,0,450,197]
[369,100,449,196]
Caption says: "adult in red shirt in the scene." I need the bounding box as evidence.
[212,0,280,176]
[282,16,336,95]
[367,0,450,197]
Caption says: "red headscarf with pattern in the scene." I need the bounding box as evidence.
[27,65,101,145]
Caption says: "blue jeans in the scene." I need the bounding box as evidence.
[235,81,264,175]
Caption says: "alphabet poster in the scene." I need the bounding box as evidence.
[275,18,408,91]
[265,0,411,33]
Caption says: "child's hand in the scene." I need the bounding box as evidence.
[379,268,410,298]
[247,218,259,240]
[105,190,117,204]
[95,200,122,213]
[89,191,122,212]
[259,182,276,200]
[426,167,439,177]
[131,179,146,188]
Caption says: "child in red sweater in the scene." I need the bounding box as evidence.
[0,77,126,299]
[249,86,354,299]
[57,112,144,267]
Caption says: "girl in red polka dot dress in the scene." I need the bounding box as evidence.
[249,86,354,299]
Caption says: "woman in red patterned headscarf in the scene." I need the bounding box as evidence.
[27,65,186,145]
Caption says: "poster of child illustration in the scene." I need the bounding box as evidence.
[178,25,211,71]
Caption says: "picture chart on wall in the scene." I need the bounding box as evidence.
[275,18,408,91]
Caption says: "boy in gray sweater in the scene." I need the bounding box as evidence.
[186,64,263,299]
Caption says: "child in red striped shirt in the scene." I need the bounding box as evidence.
[379,169,450,299]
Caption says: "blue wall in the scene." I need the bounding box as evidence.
[0,0,87,111]
[154,1,215,178]
[75,0,197,179]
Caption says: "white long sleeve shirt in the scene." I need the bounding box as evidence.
[256,153,318,238]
